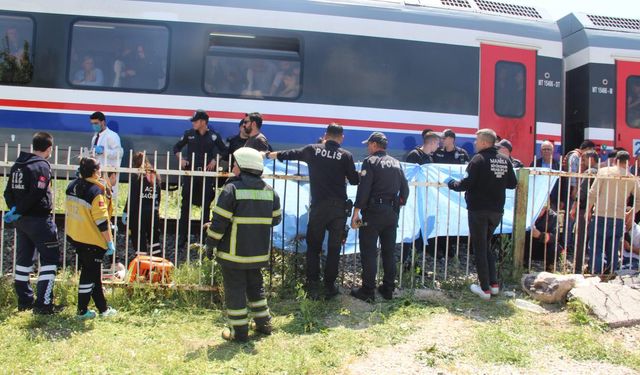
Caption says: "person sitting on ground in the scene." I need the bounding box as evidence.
[622,208,640,271]
[524,206,563,272]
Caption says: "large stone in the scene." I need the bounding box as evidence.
[569,283,640,328]
[521,272,598,304]
[610,274,640,290]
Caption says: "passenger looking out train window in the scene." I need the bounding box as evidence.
[627,77,640,128]
[0,16,34,84]
[114,44,163,89]
[495,61,526,118]
[72,56,104,86]
[204,56,247,95]
[204,56,300,99]
[244,59,277,97]
[70,21,169,91]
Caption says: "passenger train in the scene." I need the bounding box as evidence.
[0,0,639,166]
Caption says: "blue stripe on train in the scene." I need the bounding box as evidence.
[0,109,476,155]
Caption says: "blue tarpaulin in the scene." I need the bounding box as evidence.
[265,160,558,254]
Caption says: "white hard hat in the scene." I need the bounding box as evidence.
[233,147,264,174]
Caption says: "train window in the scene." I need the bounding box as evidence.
[69,21,169,91]
[627,76,640,128]
[204,33,301,99]
[0,15,34,84]
[494,61,526,118]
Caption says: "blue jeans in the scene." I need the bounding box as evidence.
[588,217,623,274]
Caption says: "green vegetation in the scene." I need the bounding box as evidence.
[2,276,640,374]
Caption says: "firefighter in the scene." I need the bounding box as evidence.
[205,147,281,342]
[3,132,61,314]
[66,157,117,319]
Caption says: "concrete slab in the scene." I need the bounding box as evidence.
[569,283,640,328]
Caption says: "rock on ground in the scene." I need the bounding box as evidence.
[569,283,640,328]
[521,272,599,304]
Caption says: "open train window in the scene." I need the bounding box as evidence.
[494,61,526,118]
[204,33,301,99]
[69,21,169,91]
[627,76,640,128]
[0,15,34,84]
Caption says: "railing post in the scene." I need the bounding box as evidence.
[512,168,530,278]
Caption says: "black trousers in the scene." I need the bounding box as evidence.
[221,266,270,334]
[468,210,502,292]
[305,200,346,286]
[77,245,108,314]
[179,176,214,239]
[359,205,399,293]
[130,210,162,256]
[524,233,561,271]
[14,215,59,309]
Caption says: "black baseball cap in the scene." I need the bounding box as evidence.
[190,109,209,122]
[496,139,513,152]
[362,131,388,145]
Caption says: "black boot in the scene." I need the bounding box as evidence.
[350,288,375,303]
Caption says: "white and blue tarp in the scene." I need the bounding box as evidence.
[265,160,558,254]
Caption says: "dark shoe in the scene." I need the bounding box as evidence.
[250,320,273,335]
[324,283,340,299]
[350,288,375,303]
[33,304,65,315]
[18,303,33,312]
[304,281,322,300]
[221,326,248,342]
[377,286,394,301]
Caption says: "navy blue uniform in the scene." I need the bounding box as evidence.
[277,140,359,289]
[405,147,433,165]
[355,151,409,296]
[125,173,162,255]
[173,128,227,242]
[433,146,470,164]
[3,151,59,311]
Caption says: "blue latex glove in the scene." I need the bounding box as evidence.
[443,177,454,186]
[95,145,104,155]
[121,213,127,225]
[105,241,115,256]
[3,206,15,223]
[3,206,21,223]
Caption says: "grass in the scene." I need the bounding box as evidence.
[2,276,640,374]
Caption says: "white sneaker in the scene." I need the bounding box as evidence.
[490,284,500,296]
[100,306,117,318]
[470,284,491,301]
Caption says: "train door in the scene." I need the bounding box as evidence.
[615,60,640,156]
[479,43,536,165]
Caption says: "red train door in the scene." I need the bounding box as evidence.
[479,43,536,165]
[615,60,640,156]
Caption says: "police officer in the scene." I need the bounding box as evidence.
[433,129,470,164]
[66,157,117,319]
[445,129,517,300]
[405,130,439,165]
[173,109,227,246]
[205,148,281,342]
[3,132,61,314]
[266,123,359,298]
[226,119,249,157]
[351,132,409,302]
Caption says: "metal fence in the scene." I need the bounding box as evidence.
[1,144,638,293]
